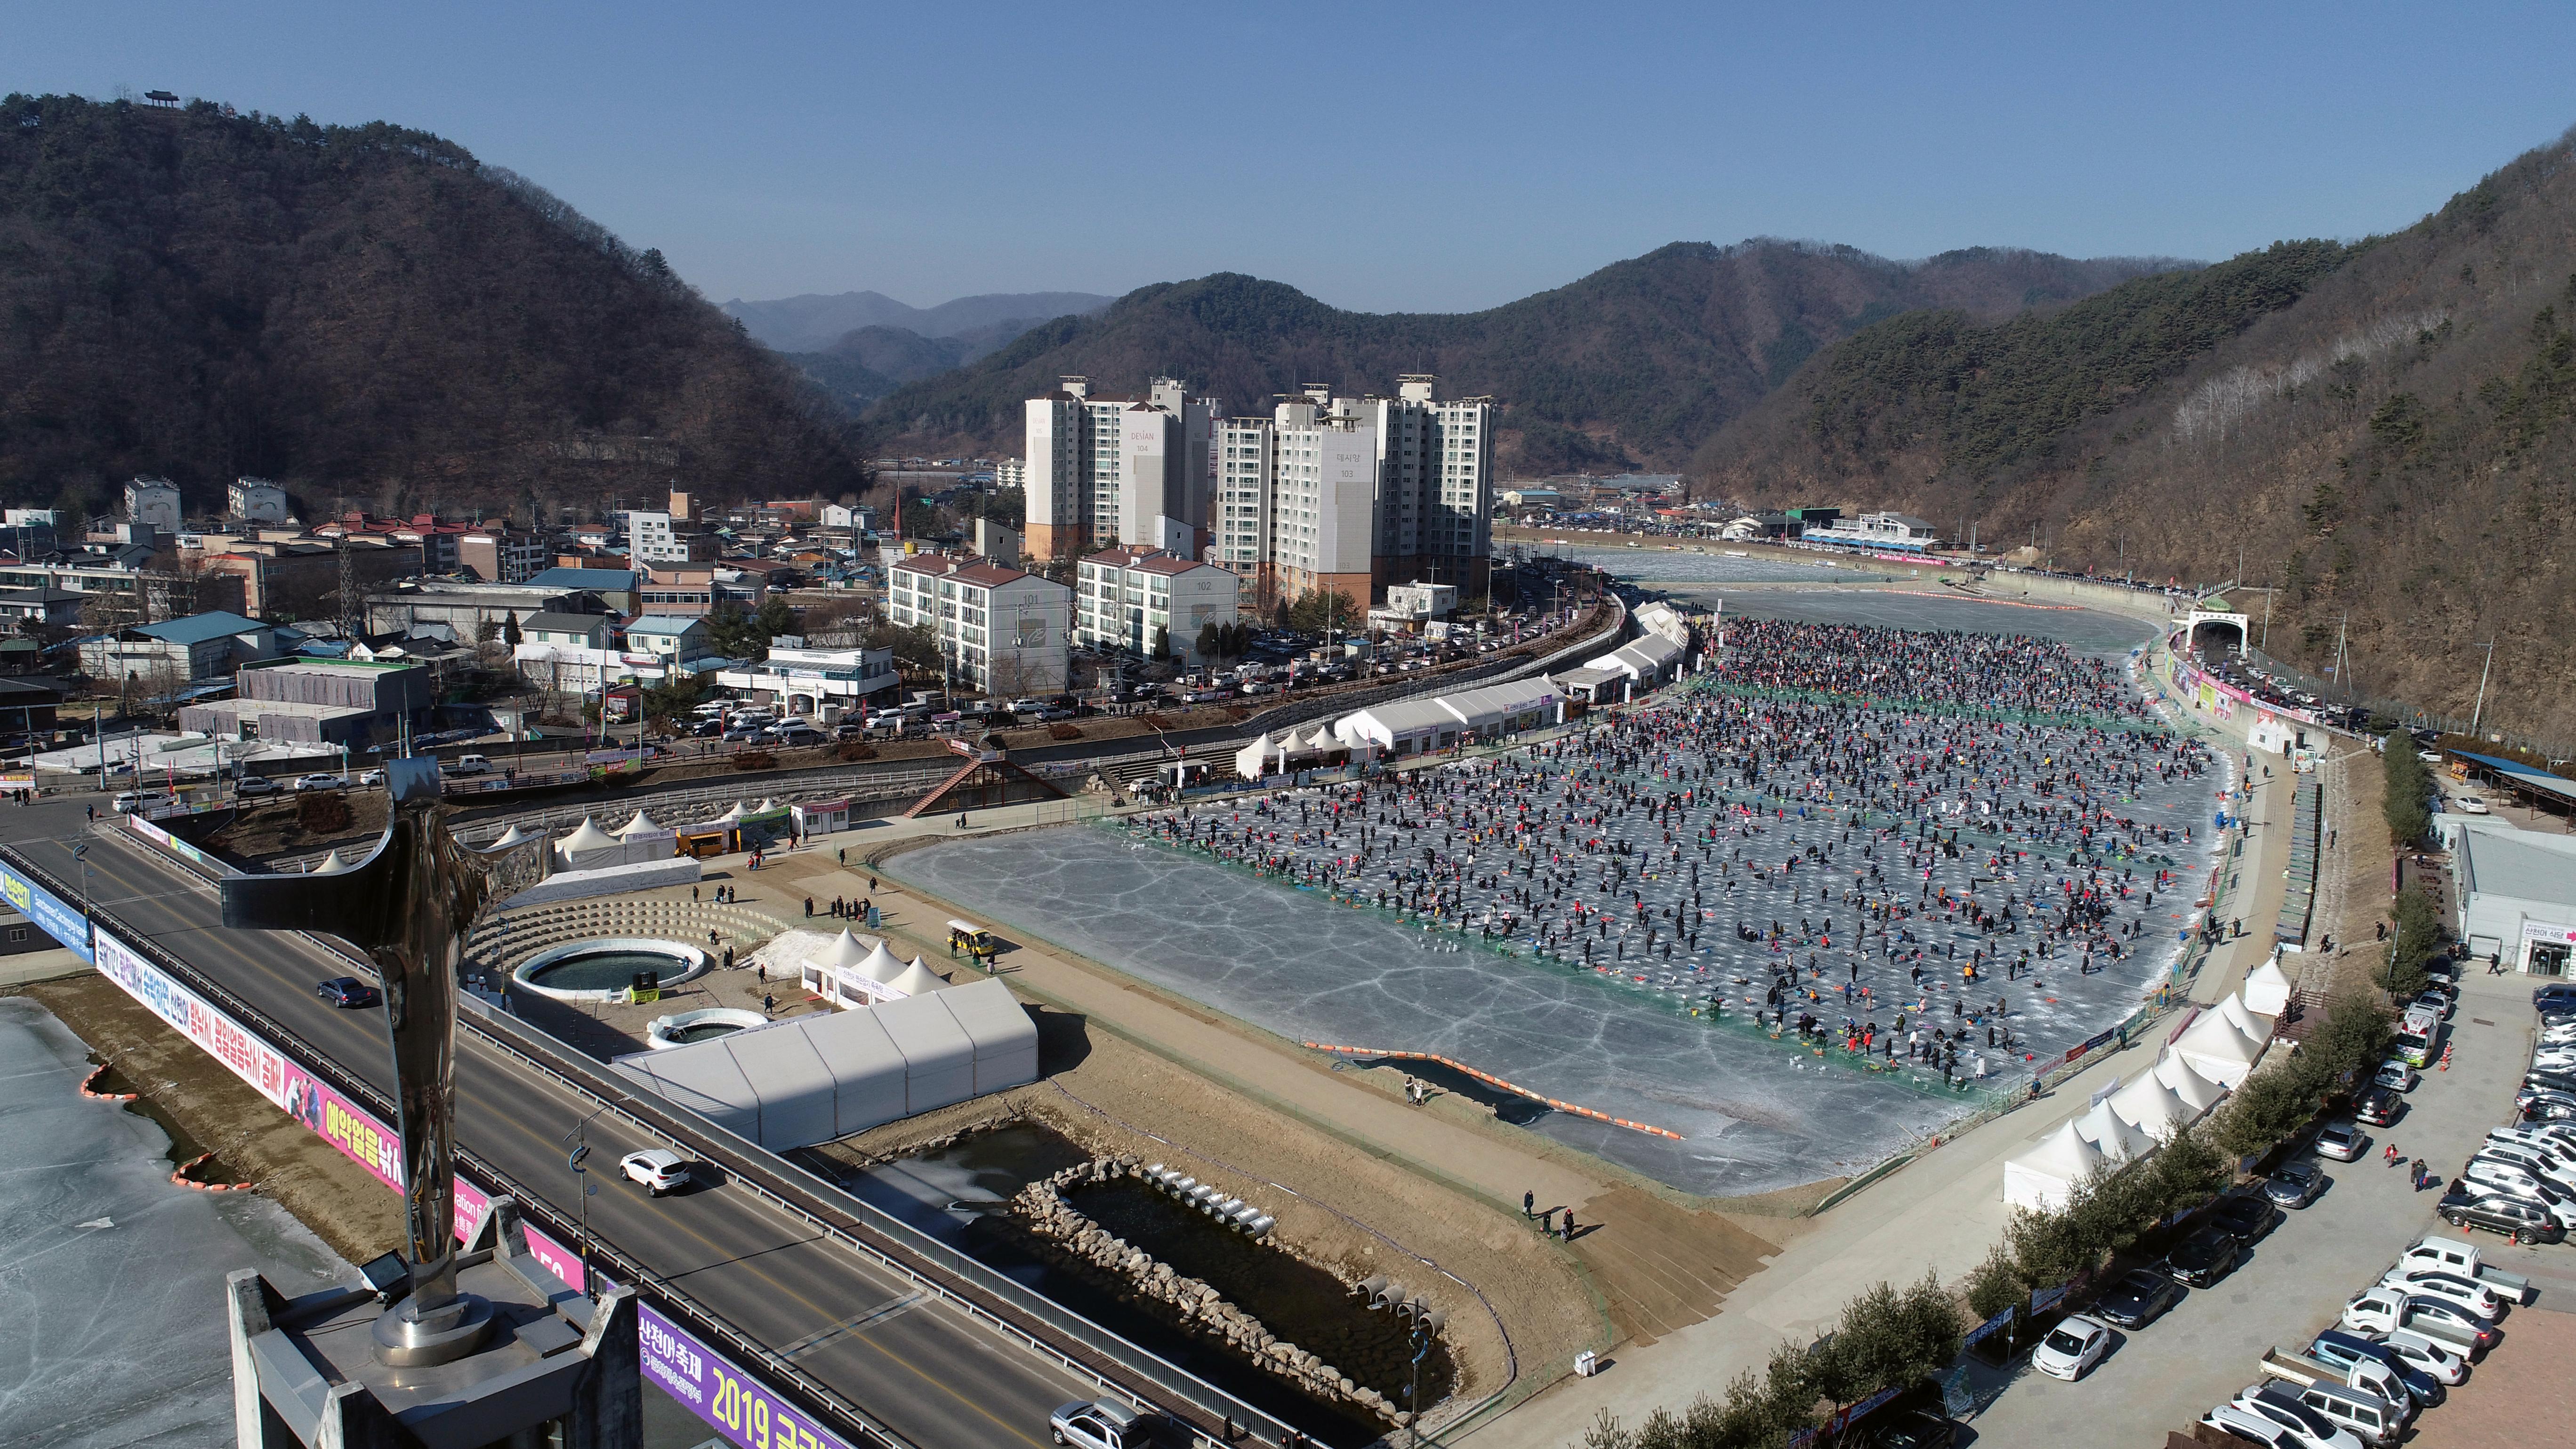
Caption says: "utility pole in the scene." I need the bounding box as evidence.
[2334,615,2350,700]
[2470,640,2497,737]
[2261,587,2273,651]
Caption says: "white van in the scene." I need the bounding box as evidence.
[2292,1379,2405,1446]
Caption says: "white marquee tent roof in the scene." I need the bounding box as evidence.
[2173,1008,2262,1088]
[558,818,620,854]
[2077,1098,2156,1165]
[2241,956,2293,1016]
[2107,1072,2195,1141]
[610,978,1038,1148]
[481,824,530,852]
[2002,1120,2105,1210]
[890,957,946,998]
[2217,992,2275,1048]
[616,809,661,837]
[2154,1050,2230,1114]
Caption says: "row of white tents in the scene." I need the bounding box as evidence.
[1234,677,1567,779]
[2001,958,2294,1211]
[799,928,948,1009]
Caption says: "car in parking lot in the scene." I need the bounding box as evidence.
[291,773,348,792]
[316,976,379,1008]
[2091,1269,2182,1329]
[2376,1265,2507,1321]
[2438,1183,2564,1244]
[2456,796,2491,814]
[2227,1384,2366,1449]
[232,773,282,797]
[2534,982,2576,1011]
[2264,1160,2324,1208]
[2029,1314,2111,1380]
[2198,1402,2316,1449]
[2163,1227,2242,1288]
[2409,989,2454,1021]
[619,1148,692,1197]
[2314,1120,2366,1161]
[2209,1193,2279,1243]
[2373,1061,2419,1094]
[2353,1086,2401,1128]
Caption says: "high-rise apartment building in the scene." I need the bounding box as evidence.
[1216,376,1494,611]
[1022,376,1219,562]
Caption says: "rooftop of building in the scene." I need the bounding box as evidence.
[622,615,707,636]
[521,611,613,634]
[125,610,271,644]
[527,566,643,589]
[2459,822,2576,905]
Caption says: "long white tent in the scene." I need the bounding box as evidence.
[612,978,1039,1148]
[2002,1120,2105,1211]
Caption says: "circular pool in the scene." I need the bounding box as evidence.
[512,938,709,1004]
[645,1007,769,1050]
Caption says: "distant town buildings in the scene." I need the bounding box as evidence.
[124,475,183,530]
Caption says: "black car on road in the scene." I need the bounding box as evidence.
[2092,1268,2183,1329]
[2162,1227,2241,1288]
[2354,1085,2402,1127]
[316,976,379,1008]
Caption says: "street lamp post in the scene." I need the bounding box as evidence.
[1356,1275,1444,1445]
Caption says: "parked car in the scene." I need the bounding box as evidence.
[110,789,177,813]
[2533,982,2576,1011]
[233,775,282,797]
[2409,989,2454,1020]
[358,768,388,785]
[2164,1227,2242,1288]
[2372,1330,2468,1386]
[2373,1061,2420,1094]
[2198,1403,2313,1449]
[2340,1287,2497,1354]
[2092,1269,2182,1329]
[2264,1160,2324,1208]
[2210,1193,2280,1243]
[2439,1184,2564,1244]
[291,773,348,792]
[2224,1385,2364,1449]
[2029,1314,2112,1380]
[2315,1121,2367,1161]
[2352,1087,2401,1128]
[619,1148,692,1197]
[316,976,379,1009]
[448,754,492,775]
[2375,1265,2506,1321]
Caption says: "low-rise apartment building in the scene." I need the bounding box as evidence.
[886,553,1072,696]
[1074,545,1240,665]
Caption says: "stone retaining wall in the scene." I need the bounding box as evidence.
[1012,1154,1415,1424]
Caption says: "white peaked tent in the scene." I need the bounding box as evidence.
[754,798,780,814]
[2077,1098,2156,1165]
[1302,724,1336,753]
[715,801,750,824]
[556,817,626,870]
[313,850,352,873]
[890,956,946,998]
[616,809,660,837]
[2108,1071,2194,1141]
[2154,1050,2230,1115]
[2003,1120,2106,1210]
[2217,991,2275,1049]
[1234,733,1288,781]
[481,823,531,852]
[2174,1008,2263,1088]
[2242,956,2294,1017]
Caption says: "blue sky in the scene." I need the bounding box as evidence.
[13,2,2575,313]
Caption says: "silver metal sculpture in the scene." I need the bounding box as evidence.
[221,757,547,1365]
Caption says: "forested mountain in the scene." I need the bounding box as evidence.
[866,244,2185,474]
[723,290,1114,353]
[0,94,869,523]
[1697,130,2576,746]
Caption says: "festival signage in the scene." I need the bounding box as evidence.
[124,811,218,872]
[642,1302,860,1449]
[0,856,91,962]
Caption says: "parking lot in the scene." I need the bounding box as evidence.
[1965,958,2559,1445]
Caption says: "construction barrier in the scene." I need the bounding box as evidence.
[1301,1041,1685,1140]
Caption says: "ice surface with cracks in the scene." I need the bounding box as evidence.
[0,998,347,1449]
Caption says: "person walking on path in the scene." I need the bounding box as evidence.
[2384,1141,2400,1168]
[763,991,775,1018]
[1523,1190,1535,1219]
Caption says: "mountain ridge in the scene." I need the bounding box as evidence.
[861,242,2192,474]
[722,289,1115,352]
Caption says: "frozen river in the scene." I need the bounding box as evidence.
[0,998,348,1449]
[894,589,2214,1199]
[1532,542,1892,587]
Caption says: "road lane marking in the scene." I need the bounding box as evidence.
[780,1292,926,1357]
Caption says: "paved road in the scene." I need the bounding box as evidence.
[1967,955,2560,1446]
[8,800,1094,1449]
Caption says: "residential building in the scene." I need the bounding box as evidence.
[715,644,900,715]
[819,503,877,531]
[226,477,291,523]
[0,508,59,559]
[1216,376,1494,612]
[518,612,616,651]
[177,658,430,748]
[1497,486,1564,511]
[0,675,62,734]
[667,489,697,523]
[79,610,286,683]
[621,615,712,662]
[992,458,1025,492]
[125,475,183,530]
[885,553,1072,696]
[458,528,548,584]
[193,536,421,620]
[0,554,235,628]
[1022,376,1219,562]
[0,588,83,628]
[620,510,716,565]
[973,519,1022,567]
[1074,545,1241,664]
[1382,583,1459,620]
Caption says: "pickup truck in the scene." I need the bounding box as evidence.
[2339,1285,2496,1356]
[2395,1234,2534,1301]
[2259,1346,2418,1427]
